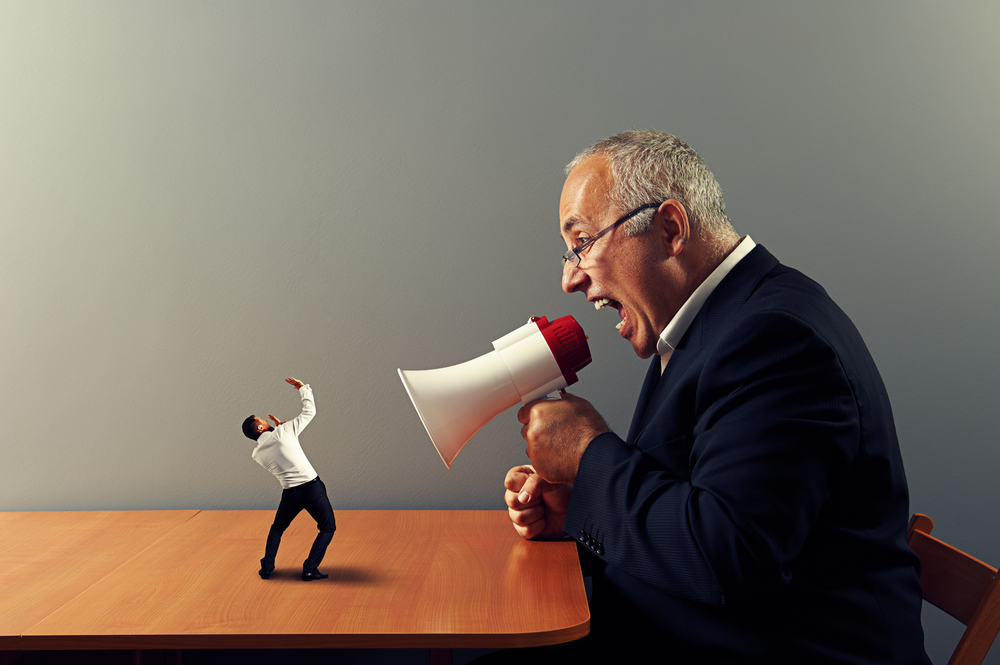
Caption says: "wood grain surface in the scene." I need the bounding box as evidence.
[8,510,588,650]
[0,510,199,650]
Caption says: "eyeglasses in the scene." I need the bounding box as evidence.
[561,202,663,268]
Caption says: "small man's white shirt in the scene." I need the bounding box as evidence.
[251,384,318,489]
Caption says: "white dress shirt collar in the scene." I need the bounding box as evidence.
[656,236,756,360]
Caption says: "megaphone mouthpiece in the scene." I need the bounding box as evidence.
[531,315,591,384]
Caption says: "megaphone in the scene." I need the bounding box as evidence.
[398,315,592,468]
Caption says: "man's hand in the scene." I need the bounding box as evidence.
[285,377,304,389]
[505,465,572,540]
[518,392,609,484]
[267,414,285,427]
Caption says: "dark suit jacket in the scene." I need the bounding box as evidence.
[564,245,930,664]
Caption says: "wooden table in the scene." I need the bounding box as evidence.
[0,510,199,652]
[1,510,589,659]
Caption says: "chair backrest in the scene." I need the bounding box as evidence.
[907,513,1000,665]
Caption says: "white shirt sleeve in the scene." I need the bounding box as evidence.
[287,384,316,437]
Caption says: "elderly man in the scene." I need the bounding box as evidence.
[505,131,930,663]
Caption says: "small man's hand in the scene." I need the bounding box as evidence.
[518,392,609,484]
[504,464,572,540]
[285,377,304,389]
[267,414,285,427]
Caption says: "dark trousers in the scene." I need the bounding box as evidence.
[261,476,336,573]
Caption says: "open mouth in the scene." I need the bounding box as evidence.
[594,297,626,330]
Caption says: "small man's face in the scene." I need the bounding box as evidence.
[252,416,271,434]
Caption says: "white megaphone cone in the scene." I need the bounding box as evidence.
[398,315,592,468]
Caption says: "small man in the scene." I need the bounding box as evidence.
[242,377,336,581]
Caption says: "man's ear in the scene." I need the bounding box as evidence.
[653,199,690,257]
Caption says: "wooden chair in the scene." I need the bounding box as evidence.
[908,513,1000,665]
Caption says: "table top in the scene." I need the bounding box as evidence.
[0,510,199,651]
[2,510,589,650]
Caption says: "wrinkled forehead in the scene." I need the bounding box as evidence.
[559,154,614,238]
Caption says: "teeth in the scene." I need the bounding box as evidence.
[616,321,624,330]
[594,298,611,310]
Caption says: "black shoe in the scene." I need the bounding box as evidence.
[259,558,274,579]
[302,570,329,581]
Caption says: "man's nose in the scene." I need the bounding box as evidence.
[562,259,586,293]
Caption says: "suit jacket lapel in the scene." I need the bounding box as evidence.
[626,355,663,443]
[626,244,781,446]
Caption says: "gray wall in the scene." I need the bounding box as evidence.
[2,2,998,662]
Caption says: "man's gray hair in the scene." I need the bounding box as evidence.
[566,130,735,242]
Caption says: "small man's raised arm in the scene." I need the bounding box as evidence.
[268,378,305,426]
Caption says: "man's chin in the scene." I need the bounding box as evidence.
[624,330,657,359]
[632,346,656,360]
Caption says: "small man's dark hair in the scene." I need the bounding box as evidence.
[242,415,261,441]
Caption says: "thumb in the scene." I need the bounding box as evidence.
[518,472,554,505]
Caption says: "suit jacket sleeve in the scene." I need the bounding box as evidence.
[565,310,860,608]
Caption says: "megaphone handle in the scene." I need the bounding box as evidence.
[544,389,567,400]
